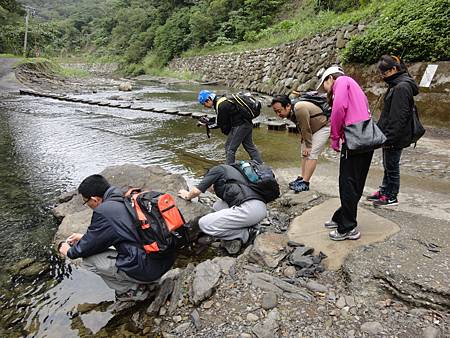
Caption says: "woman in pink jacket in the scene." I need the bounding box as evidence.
[317,66,374,241]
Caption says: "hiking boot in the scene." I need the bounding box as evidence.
[366,190,383,201]
[289,176,303,189]
[324,220,338,229]
[220,239,242,255]
[115,285,149,302]
[197,234,217,245]
[329,229,361,241]
[292,181,310,193]
[373,195,398,207]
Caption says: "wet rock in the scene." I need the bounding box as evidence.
[8,258,35,275]
[291,256,314,269]
[422,325,441,338]
[147,278,175,315]
[261,292,278,310]
[249,232,289,268]
[190,260,221,305]
[57,190,76,204]
[252,309,280,338]
[169,264,194,315]
[360,321,384,335]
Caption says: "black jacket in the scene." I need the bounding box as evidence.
[196,165,265,207]
[67,187,175,282]
[213,95,247,135]
[377,71,419,149]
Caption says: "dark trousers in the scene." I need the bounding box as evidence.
[381,147,403,198]
[332,145,374,234]
[225,122,262,165]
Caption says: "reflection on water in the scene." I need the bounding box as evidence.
[0,80,300,336]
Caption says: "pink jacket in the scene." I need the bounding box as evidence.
[330,76,370,151]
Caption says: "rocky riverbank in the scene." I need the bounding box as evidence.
[51,164,449,337]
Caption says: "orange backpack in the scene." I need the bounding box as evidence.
[124,188,188,254]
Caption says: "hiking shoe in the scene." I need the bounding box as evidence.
[366,190,383,201]
[197,234,217,245]
[221,239,242,255]
[373,195,398,207]
[292,181,310,193]
[289,176,303,189]
[115,285,149,302]
[329,229,361,241]
[324,220,338,229]
[247,227,262,244]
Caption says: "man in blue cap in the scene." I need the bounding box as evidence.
[198,89,262,165]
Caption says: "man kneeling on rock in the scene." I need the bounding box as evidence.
[58,174,175,302]
[178,164,267,255]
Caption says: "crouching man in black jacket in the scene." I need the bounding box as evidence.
[178,164,267,255]
[58,175,175,302]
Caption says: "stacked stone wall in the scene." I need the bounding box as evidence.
[169,25,364,95]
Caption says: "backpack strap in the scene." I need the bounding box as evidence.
[215,96,228,111]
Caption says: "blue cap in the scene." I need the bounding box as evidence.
[198,90,215,105]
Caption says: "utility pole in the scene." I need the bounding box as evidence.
[23,6,36,57]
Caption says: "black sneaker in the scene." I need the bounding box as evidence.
[329,229,361,241]
[197,234,217,245]
[292,181,310,193]
[373,195,399,207]
[366,190,383,201]
[220,239,242,255]
[247,227,261,245]
[289,176,303,189]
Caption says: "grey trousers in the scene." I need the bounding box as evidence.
[199,199,267,243]
[225,122,262,164]
[81,250,158,294]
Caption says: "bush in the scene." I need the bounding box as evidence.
[342,0,450,63]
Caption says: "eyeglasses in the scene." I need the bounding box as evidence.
[82,197,91,205]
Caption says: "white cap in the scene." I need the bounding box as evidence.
[316,65,344,90]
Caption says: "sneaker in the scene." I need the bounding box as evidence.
[247,227,261,245]
[292,181,310,193]
[220,239,242,255]
[289,176,303,189]
[115,285,149,302]
[324,220,338,229]
[373,195,398,207]
[329,229,361,241]
[366,190,383,201]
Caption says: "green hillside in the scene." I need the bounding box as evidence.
[2,0,449,74]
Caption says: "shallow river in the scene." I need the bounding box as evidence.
[0,80,301,336]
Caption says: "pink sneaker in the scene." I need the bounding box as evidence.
[366,190,383,201]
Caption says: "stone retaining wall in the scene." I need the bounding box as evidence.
[169,25,365,95]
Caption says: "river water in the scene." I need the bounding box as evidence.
[0,80,301,336]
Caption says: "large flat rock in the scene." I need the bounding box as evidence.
[287,198,400,270]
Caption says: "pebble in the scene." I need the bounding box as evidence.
[361,321,384,335]
[336,296,346,309]
[154,318,162,325]
[247,313,259,322]
[240,334,252,338]
[422,325,441,338]
[174,322,191,334]
[283,266,296,278]
[344,295,356,307]
[261,292,278,310]
[173,315,182,323]
[203,300,214,309]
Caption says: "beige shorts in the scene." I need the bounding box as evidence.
[301,126,330,160]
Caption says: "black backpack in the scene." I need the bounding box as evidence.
[293,91,331,119]
[411,104,425,146]
[122,188,190,255]
[228,92,262,121]
[231,161,280,203]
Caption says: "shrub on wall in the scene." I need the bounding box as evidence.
[342,0,450,63]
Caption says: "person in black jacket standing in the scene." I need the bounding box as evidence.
[58,175,175,302]
[367,55,419,207]
[198,90,263,165]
